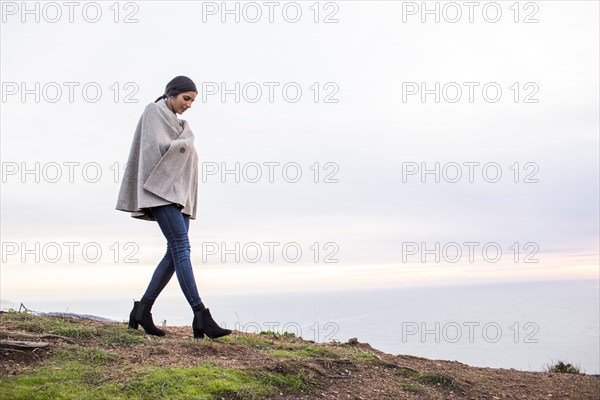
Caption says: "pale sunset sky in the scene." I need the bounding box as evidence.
[1,1,598,304]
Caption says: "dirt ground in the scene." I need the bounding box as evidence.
[1,315,598,400]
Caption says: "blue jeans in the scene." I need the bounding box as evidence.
[142,203,203,309]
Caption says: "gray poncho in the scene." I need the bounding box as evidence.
[115,99,198,221]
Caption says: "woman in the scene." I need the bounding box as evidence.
[115,75,231,339]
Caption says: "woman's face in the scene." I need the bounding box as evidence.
[168,91,197,114]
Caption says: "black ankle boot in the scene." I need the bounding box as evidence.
[192,308,231,339]
[128,300,166,336]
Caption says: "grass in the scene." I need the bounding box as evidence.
[417,372,457,389]
[53,345,121,364]
[217,334,274,349]
[1,311,146,346]
[1,340,313,400]
[544,361,583,375]
[259,330,297,338]
[267,343,341,359]
[352,352,378,362]
[1,360,311,400]
[395,367,458,390]
[4,311,98,339]
[95,325,147,346]
[400,382,424,393]
[1,351,121,399]
[121,363,310,399]
[395,367,420,379]
[0,312,318,399]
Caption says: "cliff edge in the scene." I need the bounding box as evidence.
[1,311,598,399]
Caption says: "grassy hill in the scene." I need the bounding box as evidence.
[1,310,598,399]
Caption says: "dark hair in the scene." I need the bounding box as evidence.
[154,75,198,103]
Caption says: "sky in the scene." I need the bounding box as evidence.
[1,1,598,303]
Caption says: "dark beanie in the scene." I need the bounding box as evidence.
[154,75,197,103]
